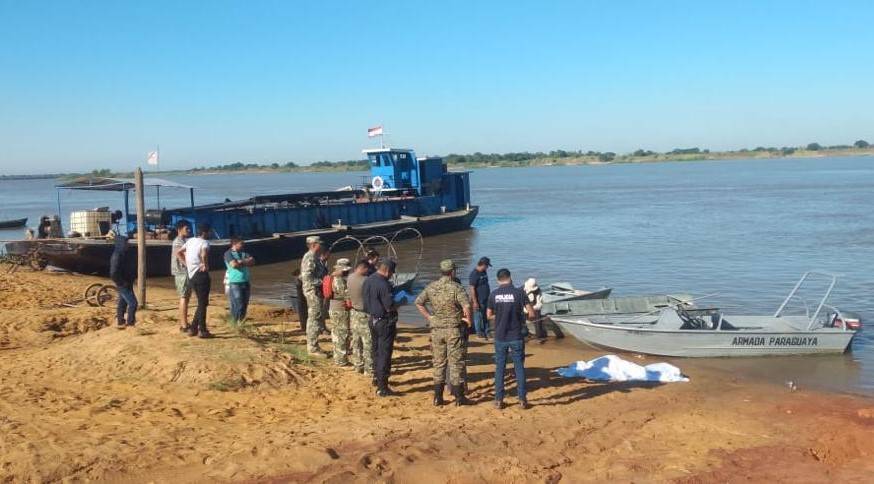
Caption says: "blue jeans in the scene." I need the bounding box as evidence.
[473,304,489,336]
[228,282,250,323]
[115,284,138,325]
[494,339,526,402]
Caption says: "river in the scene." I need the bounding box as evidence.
[1,156,873,394]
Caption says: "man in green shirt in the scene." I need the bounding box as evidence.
[224,236,255,324]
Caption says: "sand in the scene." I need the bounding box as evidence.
[1,270,873,483]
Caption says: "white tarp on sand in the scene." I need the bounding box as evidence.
[556,354,689,383]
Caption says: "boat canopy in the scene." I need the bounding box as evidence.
[56,176,195,191]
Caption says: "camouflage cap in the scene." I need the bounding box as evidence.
[305,235,322,245]
[334,258,351,270]
[439,259,456,272]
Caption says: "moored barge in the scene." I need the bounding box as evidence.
[4,147,477,276]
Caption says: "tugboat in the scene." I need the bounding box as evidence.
[4,147,477,276]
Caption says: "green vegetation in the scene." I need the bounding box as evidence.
[4,139,873,179]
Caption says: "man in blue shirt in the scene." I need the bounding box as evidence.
[487,268,534,410]
[468,256,491,339]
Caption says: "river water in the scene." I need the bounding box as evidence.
[1,157,873,394]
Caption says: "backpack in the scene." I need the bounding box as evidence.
[322,274,334,299]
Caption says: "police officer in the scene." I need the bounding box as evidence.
[300,235,327,357]
[415,259,473,406]
[329,258,353,367]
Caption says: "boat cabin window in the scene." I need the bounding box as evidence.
[392,152,412,171]
[369,153,392,167]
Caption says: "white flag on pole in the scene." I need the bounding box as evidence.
[367,126,384,138]
[146,150,159,166]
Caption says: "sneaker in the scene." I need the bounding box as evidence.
[116,324,127,330]
[198,331,214,339]
[494,400,504,410]
[179,325,189,333]
[519,400,531,410]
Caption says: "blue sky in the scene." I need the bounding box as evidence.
[1,1,873,174]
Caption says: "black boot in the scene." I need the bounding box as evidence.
[433,384,445,406]
[452,385,471,406]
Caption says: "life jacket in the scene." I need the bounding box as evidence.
[322,274,334,299]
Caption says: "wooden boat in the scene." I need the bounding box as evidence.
[551,273,860,357]
[0,217,27,229]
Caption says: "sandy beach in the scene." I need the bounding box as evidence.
[1,270,873,483]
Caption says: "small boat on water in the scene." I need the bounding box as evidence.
[551,272,861,357]
[4,146,477,276]
[540,282,612,306]
[0,217,27,229]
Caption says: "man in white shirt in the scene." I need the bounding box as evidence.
[171,220,192,332]
[177,223,213,338]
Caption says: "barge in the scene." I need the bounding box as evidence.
[5,147,477,276]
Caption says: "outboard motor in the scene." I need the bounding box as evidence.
[831,311,862,331]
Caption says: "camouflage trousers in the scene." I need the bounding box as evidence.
[329,307,351,365]
[304,289,324,353]
[431,326,466,386]
[350,309,373,374]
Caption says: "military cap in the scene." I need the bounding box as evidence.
[334,258,351,270]
[439,259,456,272]
[305,235,322,245]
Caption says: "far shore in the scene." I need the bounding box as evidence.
[2,146,872,180]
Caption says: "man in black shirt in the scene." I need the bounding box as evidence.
[487,268,534,409]
[468,256,491,339]
[362,259,398,396]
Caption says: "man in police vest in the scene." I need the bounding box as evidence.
[300,235,327,357]
[415,259,473,406]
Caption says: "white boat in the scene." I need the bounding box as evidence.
[551,272,860,357]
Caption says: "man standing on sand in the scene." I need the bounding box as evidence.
[110,235,138,328]
[415,259,472,406]
[328,258,353,367]
[178,223,213,338]
[363,259,398,397]
[224,236,255,324]
[171,220,192,332]
[469,256,492,339]
[347,259,373,375]
[487,268,534,410]
[300,235,327,357]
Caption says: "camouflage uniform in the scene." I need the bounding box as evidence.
[300,250,323,353]
[329,274,351,365]
[350,308,373,374]
[415,276,471,387]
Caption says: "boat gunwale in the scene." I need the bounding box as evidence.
[551,315,857,336]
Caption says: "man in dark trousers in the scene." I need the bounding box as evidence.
[362,259,398,397]
[178,223,213,338]
[109,235,138,328]
[468,256,491,339]
[487,268,534,410]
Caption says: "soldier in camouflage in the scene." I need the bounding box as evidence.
[415,259,472,406]
[329,258,353,366]
[347,260,373,375]
[300,235,327,357]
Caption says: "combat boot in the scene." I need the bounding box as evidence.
[433,384,445,406]
[452,385,471,406]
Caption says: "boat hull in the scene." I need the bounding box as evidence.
[4,207,477,277]
[552,318,856,357]
[0,217,27,229]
